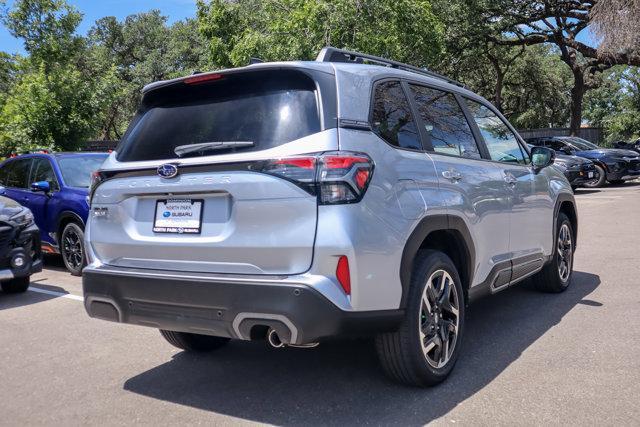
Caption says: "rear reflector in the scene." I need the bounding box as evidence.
[336,256,351,295]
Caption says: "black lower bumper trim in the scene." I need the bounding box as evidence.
[83,268,403,344]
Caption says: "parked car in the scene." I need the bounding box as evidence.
[614,139,640,154]
[83,47,577,387]
[527,136,640,187]
[0,195,42,293]
[527,144,596,190]
[0,152,108,275]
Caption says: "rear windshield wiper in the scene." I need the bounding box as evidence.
[174,141,255,157]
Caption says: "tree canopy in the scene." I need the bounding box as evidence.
[0,0,639,155]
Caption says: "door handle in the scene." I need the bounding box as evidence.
[442,170,462,182]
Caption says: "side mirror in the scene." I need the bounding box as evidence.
[31,180,51,193]
[531,146,555,170]
[561,146,573,155]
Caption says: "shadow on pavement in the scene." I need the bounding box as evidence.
[573,188,601,195]
[123,271,600,426]
[42,254,70,274]
[0,281,69,310]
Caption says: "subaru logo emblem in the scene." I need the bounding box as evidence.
[157,164,178,179]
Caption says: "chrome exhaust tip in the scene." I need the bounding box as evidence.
[267,328,285,348]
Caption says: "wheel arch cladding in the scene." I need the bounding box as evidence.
[58,211,85,241]
[555,194,578,248]
[400,215,475,308]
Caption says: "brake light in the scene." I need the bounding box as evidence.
[258,152,374,204]
[184,73,224,85]
[318,153,373,204]
[88,171,105,205]
[336,256,351,295]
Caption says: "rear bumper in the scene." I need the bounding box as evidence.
[82,265,403,344]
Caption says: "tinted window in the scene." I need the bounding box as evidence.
[410,85,480,159]
[117,71,321,161]
[58,155,108,188]
[545,139,567,151]
[5,159,32,188]
[560,137,599,151]
[31,158,60,191]
[465,100,529,165]
[372,81,421,150]
[0,163,10,186]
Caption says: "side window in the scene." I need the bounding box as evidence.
[31,158,60,191]
[0,162,11,186]
[545,139,566,152]
[371,80,422,150]
[5,159,32,189]
[409,84,481,159]
[465,99,529,165]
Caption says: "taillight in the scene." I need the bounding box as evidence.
[336,255,351,295]
[318,153,373,204]
[257,151,373,204]
[88,171,105,205]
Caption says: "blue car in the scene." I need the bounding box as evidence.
[0,152,108,275]
[527,136,640,188]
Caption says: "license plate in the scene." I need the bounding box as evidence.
[588,172,594,178]
[153,199,203,234]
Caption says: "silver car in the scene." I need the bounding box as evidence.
[83,48,577,386]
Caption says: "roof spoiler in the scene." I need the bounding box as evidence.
[316,46,465,88]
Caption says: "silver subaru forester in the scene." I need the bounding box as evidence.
[83,47,577,386]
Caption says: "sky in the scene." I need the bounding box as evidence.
[0,0,198,54]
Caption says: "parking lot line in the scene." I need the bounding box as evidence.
[28,286,84,302]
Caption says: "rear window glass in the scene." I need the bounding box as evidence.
[58,155,108,188]
[117,70,321,161]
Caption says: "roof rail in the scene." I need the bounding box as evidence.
[316,46,464,88]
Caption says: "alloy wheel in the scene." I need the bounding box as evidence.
[63,228,83,271]
[557,223,573,282]
[419,269,460,368]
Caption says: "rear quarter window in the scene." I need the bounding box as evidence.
[117,70,322,162]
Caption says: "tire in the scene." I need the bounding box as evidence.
[532,212,574,293]
[160,330,230,352]
[583,165,606,188]
[376,250,465,387]
[1,276,30,293]
[60,222,86,276]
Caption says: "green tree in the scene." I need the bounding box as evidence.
[0,0,114,153]
[2,0,83,68]
[197,0,444,68]
[584,67,640,142]
[0,64,107,155]
[87,11,208,138]
[475,0,640,134]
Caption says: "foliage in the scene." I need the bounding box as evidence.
[0,0,639,155]
[196,0,444,68]
[584,66,640,142]
[0,63,109,155]
[2,0,84,66]
[87,11,209,138]
[591,0,640,53]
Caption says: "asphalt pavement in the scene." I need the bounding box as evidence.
[1,182,639,426]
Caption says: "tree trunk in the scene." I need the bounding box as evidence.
[488,55,504,112]
[569,70,585,136]
[494,70,504,112]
